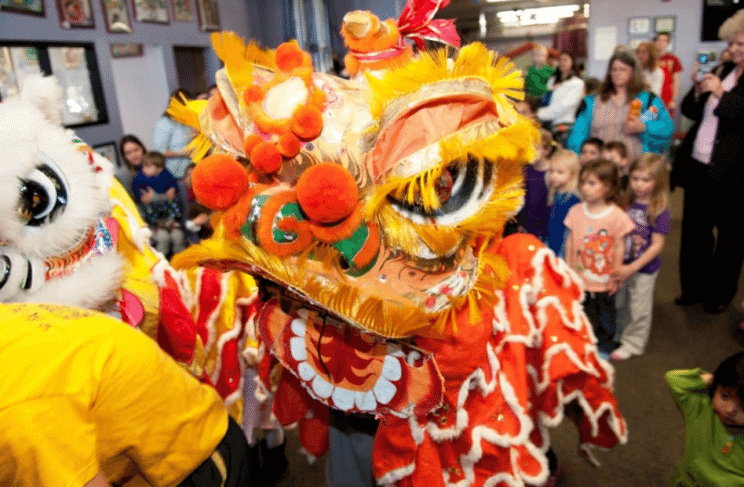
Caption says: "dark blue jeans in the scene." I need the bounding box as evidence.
[583,291,617,354]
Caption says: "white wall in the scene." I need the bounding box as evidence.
[109,45,170,149]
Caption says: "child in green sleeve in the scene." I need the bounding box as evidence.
[665,352,744,486]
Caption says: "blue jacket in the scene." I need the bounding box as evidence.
[566,91,674,155]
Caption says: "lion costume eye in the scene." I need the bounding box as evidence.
[387,158,495,226]
[18,165,68,227]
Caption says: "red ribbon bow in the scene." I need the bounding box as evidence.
[397,0,461,50]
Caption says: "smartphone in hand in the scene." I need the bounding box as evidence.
[696,51,716,81]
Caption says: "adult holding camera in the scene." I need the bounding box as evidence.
[566,50,674,162]
[673,23,744,314]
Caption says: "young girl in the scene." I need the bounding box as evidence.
[666,351,744,485]
[564,159,635,357]
[546,149,581,258]
[611,154,670,360]
[516,129,555,241]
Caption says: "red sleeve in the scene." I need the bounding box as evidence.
[672,55,683,74]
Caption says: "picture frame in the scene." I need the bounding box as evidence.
[0,0,45,16]
[133,0,168,23]
[655,15,676,34]
[196,0,219,31]
[101,0,132,32]
[1,41,109,127]
[110,42,143,58]
[56,0,94,28]
[628,17,651,36]
[171,0,193,21]
[94,142,119,167]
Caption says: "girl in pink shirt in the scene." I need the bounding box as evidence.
[564,159,635,358]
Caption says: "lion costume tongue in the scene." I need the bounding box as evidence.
[168,1,627,483]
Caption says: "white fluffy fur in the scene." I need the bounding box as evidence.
[0,74,120,308]
[15,252,124,309]
[0,75,112,258]
[20,75,65,126]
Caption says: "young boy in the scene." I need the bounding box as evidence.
[133,151,185,257]
[579,137,603,165]
[602,140,630,189]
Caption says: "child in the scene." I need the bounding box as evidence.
[546,149,581,258]
[579,137,603,165]
[564,159,635,357]
[133,151,185,257]
[665,352,744,485]
[516,129,554,241]
[179,162,213,244]
[525,45,555,99]
[515,95,541,122]
[610,155,670,360]
[602,140,630,189]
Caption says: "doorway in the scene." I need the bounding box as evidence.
[173,45,208,98]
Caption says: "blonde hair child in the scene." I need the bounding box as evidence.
[611,154,670,360]
[546,149,581,257]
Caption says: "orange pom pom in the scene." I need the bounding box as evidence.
[251,141,283,174]
[276,41,305,72]
[344,53,359,76]
[244,134,264,156]
[244,84,265,104]
[208,93,230,120]
[192,155,249,211]
[277,133,301,158]
[222,191,256,240]
[291,106,323,141]
[296,163,358,223]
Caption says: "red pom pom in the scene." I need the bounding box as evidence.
[296,163,358,223]
[251,141,283,174]
[277,132,301,158]
[291,106,323,141]
[276,41,305,72]
[243,134,264,156]
[192,155,249,211]
[244,84,265,104]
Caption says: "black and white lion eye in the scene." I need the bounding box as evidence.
[388,157,495,226]
[0,252,37,301]
[18,164,68,227]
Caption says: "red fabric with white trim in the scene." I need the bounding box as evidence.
[263,233,626,486]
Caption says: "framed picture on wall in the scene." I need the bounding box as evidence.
[110,42,143,57]
[628,17,651,36]
[101,0,132,32]
[655,15,676,34]
[196,0,219,30]
[171,0,193,21]
[56,0,94,28]
[133,0,168,23]
[93,142,119,166]
[0,0,45,16]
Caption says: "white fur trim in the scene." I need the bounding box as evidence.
[376,462,416,486]
[16,252,123,310]
[297,447,318,464]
